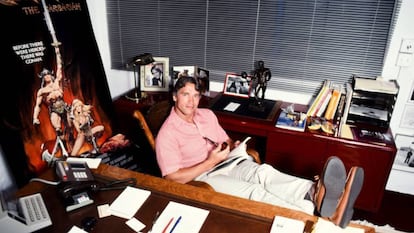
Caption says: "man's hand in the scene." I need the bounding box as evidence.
[207,143,230,166]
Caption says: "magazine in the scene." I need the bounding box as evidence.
[206,137,252,177]
[275,111,307,132]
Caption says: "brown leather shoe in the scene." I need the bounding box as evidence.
[314,156,347,217]
[330,166,364,228]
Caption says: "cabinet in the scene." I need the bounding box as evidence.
[215,101,397,213]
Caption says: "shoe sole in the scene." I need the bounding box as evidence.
[319,156,347,217]
[337,167,364,228]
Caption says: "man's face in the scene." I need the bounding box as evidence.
[173,82,201,120]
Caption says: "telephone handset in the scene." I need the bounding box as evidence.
[55,161,94,182]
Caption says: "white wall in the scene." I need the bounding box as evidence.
[382,0,414,136]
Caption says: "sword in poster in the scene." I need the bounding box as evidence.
[41,0,62,73]
[36,0,70,164]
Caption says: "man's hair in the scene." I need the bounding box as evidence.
[173,76,200,94]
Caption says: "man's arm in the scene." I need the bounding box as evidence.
[33,90,43,124]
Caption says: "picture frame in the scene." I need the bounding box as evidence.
[400,104,414,129]
[196,67,210,96]
[392,134,414,173]
[409,82,414,103]
[171,65,197,90]
[141,57,169,92]
[223,73,251,98]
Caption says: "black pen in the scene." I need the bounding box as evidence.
[203,136,219,147]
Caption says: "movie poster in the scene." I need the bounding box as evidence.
[0,0,114,177]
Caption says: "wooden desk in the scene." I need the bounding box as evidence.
[16,164,374,233]
[112,91,396,212]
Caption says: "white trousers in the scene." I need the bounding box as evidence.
[197,160,315,214]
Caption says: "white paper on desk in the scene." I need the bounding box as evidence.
[151,201,209,233]
[223,102,240,112]
[312,218,364,233]
[270,216,305,233]
[66,157,102,169]
[108,186,151,219]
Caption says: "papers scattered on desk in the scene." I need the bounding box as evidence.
[108,186,151,219]
[126,217,146,232]
[312,218,364,233]
[66,157,102,169]
[223,102,240,112]
[68,225,88,233]
[270,216,305,233]
[150,201,209,233]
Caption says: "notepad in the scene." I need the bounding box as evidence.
[108,186,151,219]
[150,201,209,233]
[270,216,305,233]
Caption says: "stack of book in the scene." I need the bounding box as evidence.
[306,80,344,121]
[306,80,346,135]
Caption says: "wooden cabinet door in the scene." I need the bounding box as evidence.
[266,131,329,179]
[327,140,396,212]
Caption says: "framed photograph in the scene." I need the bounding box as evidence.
[392,134,414,173]
[196,67,210,96]
[171,65,196,90]
[141,57,169,92]
[400,104,414,129]
[409,82,414,103]
[223,73,251,98]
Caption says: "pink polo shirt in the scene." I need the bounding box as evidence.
[155,108,229,177]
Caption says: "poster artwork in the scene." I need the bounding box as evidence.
[0,0,114,174]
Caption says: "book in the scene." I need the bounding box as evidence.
[316,89,332,117]
[324,88,342,120]
[338,83,353,137]
[275,111,307,132]
[307,80,331,117]
[206,137,252,177]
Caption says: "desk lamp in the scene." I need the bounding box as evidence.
[125,53,155,103]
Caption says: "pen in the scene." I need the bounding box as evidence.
[169,216,182,233]
[162,217,174,233]
[203,136,219,147]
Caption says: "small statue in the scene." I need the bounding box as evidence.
[249,61,271,111]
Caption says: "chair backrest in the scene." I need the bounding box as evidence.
[132,100,172,152]
[146,100,172,137]
[133,110,155,151]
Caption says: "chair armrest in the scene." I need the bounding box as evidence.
[247,148,261,164]
[187,180,215,191]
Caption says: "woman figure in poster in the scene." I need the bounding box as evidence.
[69,99,104,156]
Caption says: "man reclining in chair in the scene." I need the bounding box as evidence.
[155,76,364,228]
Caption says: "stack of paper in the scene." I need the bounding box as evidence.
[312,218,364,233]
[108,186,151,219]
